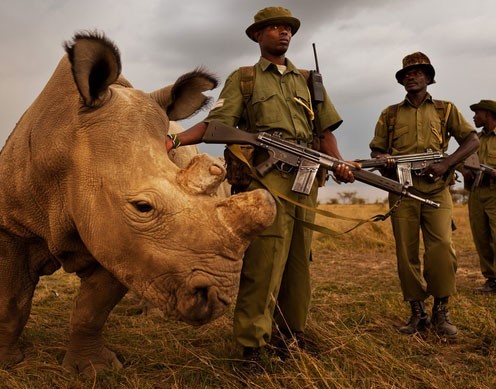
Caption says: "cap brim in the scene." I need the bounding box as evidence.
[395,64,436,85]
[470,103,496,114]
[246,17,300,42]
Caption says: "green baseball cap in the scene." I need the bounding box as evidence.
[245,6,300,42]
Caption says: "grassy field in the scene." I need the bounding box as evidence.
[1,204,495,388]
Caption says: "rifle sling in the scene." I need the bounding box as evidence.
[227,144,402,235]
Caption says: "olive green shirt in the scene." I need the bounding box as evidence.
[370,93,474,155]
[478,127,496,167]
[205,56,342,141]
[370,93,475,192]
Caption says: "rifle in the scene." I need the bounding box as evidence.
[354,150,446,187]
[463,153,496,188]
[202,121,440,208]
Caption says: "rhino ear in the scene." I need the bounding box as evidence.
[64,31,121,107]
[149,68,218,121]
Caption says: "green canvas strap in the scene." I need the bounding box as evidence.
[386,103,400,154]
[433,100,452,149]
[239,66,257,133]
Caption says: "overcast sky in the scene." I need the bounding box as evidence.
[1,0,495,202]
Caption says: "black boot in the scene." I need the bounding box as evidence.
[242,347,263,362]
[432,297,458,337]
[399,301,430,334]
[475,278,496,293]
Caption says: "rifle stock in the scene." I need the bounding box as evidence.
[203,122,259,144]
[202,121,440,208]
[462,153,496,188]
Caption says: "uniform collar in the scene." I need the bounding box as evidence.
[258,56,299,74]
[401,92,433,108]
[482,126,496,136]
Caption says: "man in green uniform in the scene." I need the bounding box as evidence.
[369,52,479,337]
[462,100,496,293]
[165,7,354,360]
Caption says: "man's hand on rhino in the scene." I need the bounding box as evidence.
[166,133,181,153]
[165,136,174,152]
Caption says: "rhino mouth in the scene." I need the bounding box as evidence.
[142,256,241,325]
[181,286,230,325]
[176,273,236,326]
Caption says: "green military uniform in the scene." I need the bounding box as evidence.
[468,127,496,280]
[205,56,342,348]
[370,94,475,301]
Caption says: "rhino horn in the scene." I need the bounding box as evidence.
[149,68,218,121]
[64,31,121,107]
[216,189,276,240]
[176,154,226,196]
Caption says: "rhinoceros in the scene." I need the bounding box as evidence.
[0,31,276,375]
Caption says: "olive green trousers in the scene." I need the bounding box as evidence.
[233,170,317,348]
[468,184,496,279]
[389,186,457,301]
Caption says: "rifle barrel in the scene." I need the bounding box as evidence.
[356,152,445,168]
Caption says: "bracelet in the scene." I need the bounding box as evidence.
[167,133,181,149]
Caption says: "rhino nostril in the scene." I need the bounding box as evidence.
[209,164,224,176]
[194,287,209,304]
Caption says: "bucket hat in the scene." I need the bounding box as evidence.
[246,6,300,42]
[470,100,496,115]
[395,52,436,85]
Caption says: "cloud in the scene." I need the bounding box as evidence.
[1,0,495,201]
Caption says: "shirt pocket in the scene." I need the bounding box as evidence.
[486,151,496,166]
[251,88,282,126]
[294,87,313,120]
[392,125,410,149]
[294,85,310,105]
[429,120,443,149]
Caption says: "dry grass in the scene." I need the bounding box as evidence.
[1,204,495,388]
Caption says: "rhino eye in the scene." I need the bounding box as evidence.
[132,201,154,213]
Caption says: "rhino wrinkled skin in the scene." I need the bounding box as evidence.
[0,32,276,375]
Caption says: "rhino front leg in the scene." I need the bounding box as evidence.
[63,265,127,376]
[0,234,37,367]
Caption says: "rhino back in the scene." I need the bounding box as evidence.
[0,57,80,238]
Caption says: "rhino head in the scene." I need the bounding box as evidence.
[63,33,277,324]
[0,32,275,328]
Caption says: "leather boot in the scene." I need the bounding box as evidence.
[432,297,458,337]
[399,300,430,334]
